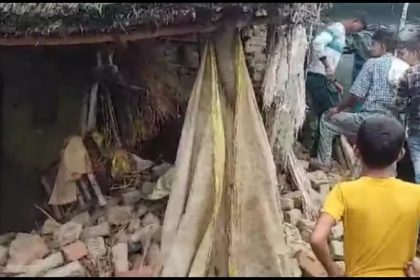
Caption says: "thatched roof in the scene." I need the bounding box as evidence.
[0,3,325,38]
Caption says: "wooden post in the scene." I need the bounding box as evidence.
[399,3,410,34]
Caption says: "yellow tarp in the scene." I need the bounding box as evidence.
[160,35,296,276]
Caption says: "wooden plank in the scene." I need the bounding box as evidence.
[0,23,218,47]
[0,16,279,47]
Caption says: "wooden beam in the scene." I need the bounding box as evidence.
[0,23,219,47]
[0,16,277,47]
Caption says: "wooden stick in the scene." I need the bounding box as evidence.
[287,151,318,220]
[87,173,107,207]
[34,204,60,225]
[339,136,356,169]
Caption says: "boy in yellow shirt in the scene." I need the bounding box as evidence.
[310,115,420,277]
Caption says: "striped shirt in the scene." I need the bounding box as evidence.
[307,23,346,76]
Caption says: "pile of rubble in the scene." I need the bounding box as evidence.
[0,133,348,278]
[280,144,346,277]
[0,164,173,277]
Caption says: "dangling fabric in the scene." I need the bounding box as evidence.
[160,43,225,277]
[160,34,299,277]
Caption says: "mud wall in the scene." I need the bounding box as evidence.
[0,46,96,232]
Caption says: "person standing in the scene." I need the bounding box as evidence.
[394,33,420,183]
[303,16,366,156]
[310,29,409,171]
[310,116,420,277]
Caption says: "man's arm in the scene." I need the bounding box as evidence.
[310,213,343,277]
[336,93,362,112]
[327,59,373,118]
[310,185,345,276]
[313,30,334,73]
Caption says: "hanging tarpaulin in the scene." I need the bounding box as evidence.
[160,42,225,277]
[160,33,298,277]
[229,34,295,276]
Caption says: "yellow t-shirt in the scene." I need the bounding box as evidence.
[323,176,420,277]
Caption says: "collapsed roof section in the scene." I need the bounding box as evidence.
[0,3,327,46]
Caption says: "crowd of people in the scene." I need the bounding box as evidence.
[304,15,420,277]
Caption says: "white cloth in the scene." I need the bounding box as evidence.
[388,57,409,91]
[307,23,346,76]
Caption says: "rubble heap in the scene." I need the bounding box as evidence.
[0,160,173,277]
[280,143,346,277]
[0,140,349,278]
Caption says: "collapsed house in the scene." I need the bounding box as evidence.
[0,3,343,277]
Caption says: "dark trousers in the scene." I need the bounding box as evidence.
[302,72,340,157]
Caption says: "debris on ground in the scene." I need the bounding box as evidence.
[0,130,345,277]
[278,146,346,277]
[0,165,169,277]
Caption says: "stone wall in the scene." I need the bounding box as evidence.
[242,24,268,96]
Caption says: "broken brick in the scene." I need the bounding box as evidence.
[280,197,294,211]
[70,212,92,227]
[284,209,302,226]
[112,243,129,273]
[296,219,315,243]
[19,252,64,277]
[121,189,142,206]
[331,223,343,241]
[330,240,344,261]
[297,249,327,277]
[82,222,110,240]
[142,213,160,227]
[0,233,16,246]
[54,222,83,247]
[42,261,85,277]
[115,265,155,277]
[308,171,329,191]
[8,233,49,266]
[62,240,88,261]
[106,206,133,226]
[41,219,61,235]
[283,191,303,209]
[87,237,107,258]
[0,245,8,266]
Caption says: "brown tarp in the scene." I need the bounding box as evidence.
[160,35,298,276]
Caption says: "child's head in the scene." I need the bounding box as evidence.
[398,31,420,66]
[356,116,405,169]
[370,29,398,57]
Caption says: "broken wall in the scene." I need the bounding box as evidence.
[0,38,200,232]
[243,24,268,98]
[0,46,96,232]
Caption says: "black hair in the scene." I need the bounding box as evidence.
[372,29,398,53]
[400,31,420,51]
[350,11,368,30]
[354,16,367,30]
[356,116,405,169]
